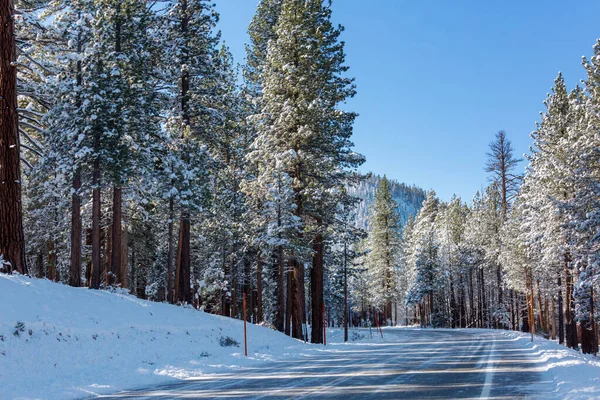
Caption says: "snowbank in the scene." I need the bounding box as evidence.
[498,330,600,399]
[0,274,310,399]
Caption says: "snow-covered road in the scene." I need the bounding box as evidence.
[97,329,555,399]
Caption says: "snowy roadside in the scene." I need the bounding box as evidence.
[3,274,600,400]
[497,330,600,399]
[0,274,337,399]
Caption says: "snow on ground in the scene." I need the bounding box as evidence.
[497,330,600,399]
[0,274,317,399]
[2,273,600,399]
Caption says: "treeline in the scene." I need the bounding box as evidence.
[0,0,365,344]
[365,45,600,354]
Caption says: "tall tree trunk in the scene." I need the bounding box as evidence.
[174,0,192,306]
[85,228,92,286]
[120,220,128,287]
[175,213,191,303]
[292,258,304,340]
[551,294,556,340]
[0,0,27,275]
[449,279,458,328]
[565,254,578,349]
[558,274,564,345]
[343,240,348,342]
[276,245,285,332]
[47,240,56,281]
[69,29,84,287]
[256,251,263,323]
[110,187,122,286]
[90,158,102,289]
[537,280,546,333]
[36,250,44,278]
[166,196,174,303]
[105,225,112,286]
[310,225,324,344]
[468,268,475,327]
[231,251,237,318]
[285,264,292,336]
[480,267,487,328]
[69,168,82,286]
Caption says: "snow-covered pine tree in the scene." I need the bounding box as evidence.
[161,0,220,304]
[485,131,522,328]
[365,176,401,324]
[407,190,442,327]
[247,0,364,342]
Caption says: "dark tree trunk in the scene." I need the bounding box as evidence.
[565,254,578,349]
[231,251,237,318]
[36,250,44,278]
[292,258,304,340]
[47,240,56,281]
[166,196,174,303]
[480,267,487,328]
[285,265,292,336]
[110,187,122,286]
[85,228,92,286]
[0,0,27,275]
[257,251,263,323]
[343,241,348,342]
[90,173,102,290]
[468,268,475,327]
[174,0,192,305]
[276,245,285,332]
[175,213,191,303]
[69,168,82,286]
[310,227,324,344]
[449,279,458,328]
[558,274,564,345]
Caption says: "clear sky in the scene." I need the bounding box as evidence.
[214,0,600,201]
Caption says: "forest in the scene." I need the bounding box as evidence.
[0,0,599,355]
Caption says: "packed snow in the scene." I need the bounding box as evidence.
[1,274,600,399]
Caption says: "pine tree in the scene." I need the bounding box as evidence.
[247,0,364,342]
[365,176,401,323]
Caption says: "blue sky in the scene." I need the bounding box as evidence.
[215,0,600,201]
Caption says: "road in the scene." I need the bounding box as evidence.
[96,329,555,399]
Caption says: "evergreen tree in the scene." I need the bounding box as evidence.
[365,176,401,323]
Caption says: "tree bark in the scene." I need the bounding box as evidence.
[256,251,263,323]
[69,168,82,286]
[0,0,27,275]
[90,173,102,289]
[310,225,324,344]
[276,245,285,332]
[110,187,122,286]
[565,254,578,349]
[166,196,174,303]
[558,274,564,345]
[285,264,292,336]
[175,213,191,303]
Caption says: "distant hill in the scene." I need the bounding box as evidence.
[348,174,426,231]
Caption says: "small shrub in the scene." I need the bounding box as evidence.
[351,331,365,342]
[219,336,239,347]
[13,322,25,337]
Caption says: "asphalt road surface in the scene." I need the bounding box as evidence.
[96,329,555,399]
